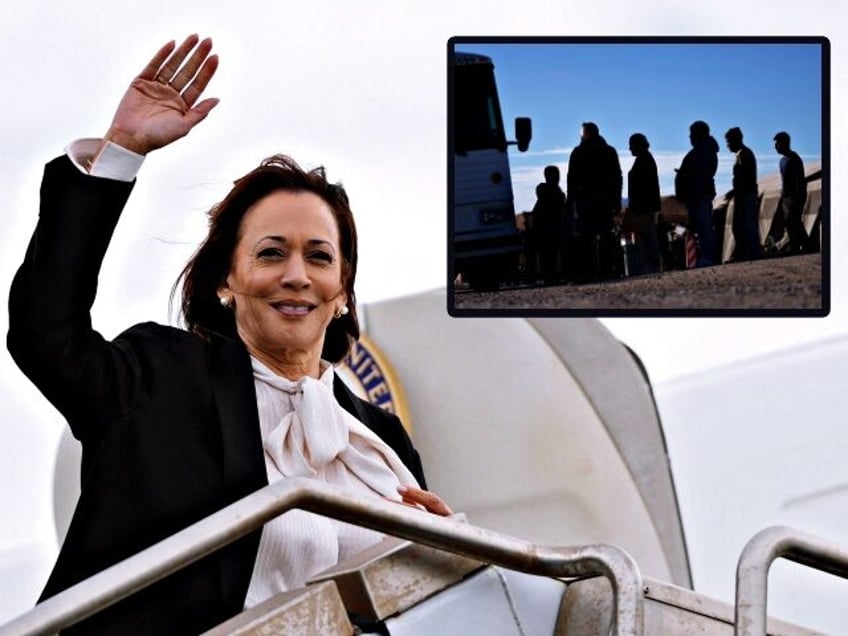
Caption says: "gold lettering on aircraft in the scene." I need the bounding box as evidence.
[338,335,412,432]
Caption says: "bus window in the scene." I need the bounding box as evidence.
[455,62,507,154]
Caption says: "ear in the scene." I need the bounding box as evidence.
[332,292,349,319]
[217,283,233,306]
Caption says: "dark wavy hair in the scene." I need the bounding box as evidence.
[174,154,359,363]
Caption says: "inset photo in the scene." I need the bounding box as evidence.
[447,37,829,317]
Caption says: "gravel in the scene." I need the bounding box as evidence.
[452,253,824,314]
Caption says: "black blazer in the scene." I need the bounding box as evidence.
[7,156,426,634]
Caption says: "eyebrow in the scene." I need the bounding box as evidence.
[255,235,336,250]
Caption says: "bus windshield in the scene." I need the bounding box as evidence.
[454,57,507,153]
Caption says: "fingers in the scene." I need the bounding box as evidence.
[181,54,219,108]
[185,97,220,127]
[397,486,454,517]
[136,35,219,109]
[153,34,201,84]
[170,37,213,92]
[138,40,177,81]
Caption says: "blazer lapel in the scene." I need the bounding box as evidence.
[208,336,267,611]
[333,373,376,432]
[333,373,426,488]
[209,337,266,490]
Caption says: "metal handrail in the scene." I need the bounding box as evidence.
[735,525,848,635]
[0,478,644,636]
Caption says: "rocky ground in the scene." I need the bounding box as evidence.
[452,253,824,314]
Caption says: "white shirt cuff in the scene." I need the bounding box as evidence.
[65,138,145,182]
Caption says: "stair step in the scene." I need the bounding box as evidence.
[201,580,353,636]
[309,534,485,621]
[556,576,823,635]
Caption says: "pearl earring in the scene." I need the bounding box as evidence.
[219,296,232,308]
[334,305,349,319]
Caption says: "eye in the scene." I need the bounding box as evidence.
[308,250,334,263]
[257,247,284,259]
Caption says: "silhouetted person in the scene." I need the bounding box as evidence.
[532,165,567,284]
[521,202,539,283]
[725,127,761,260]
[567,122,622,280]
[774,131,808,254]
[625,133,661,274]
[675,120,719,267]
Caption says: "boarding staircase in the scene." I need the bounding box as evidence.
[1,480,845,635]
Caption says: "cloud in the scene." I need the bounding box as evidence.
[519,146,575,158]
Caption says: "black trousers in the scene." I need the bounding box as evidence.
[782,196,808,253]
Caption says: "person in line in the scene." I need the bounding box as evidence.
[624,133,661,274]
[7,35,450,635]
[774,131,808,254]
[675,120,719,267]
[725,127,761,261]
[532,165,567,284]
[566,122,622,281]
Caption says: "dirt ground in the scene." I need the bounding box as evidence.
[452,253,824,314]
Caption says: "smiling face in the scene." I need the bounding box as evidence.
[221,189,346,378]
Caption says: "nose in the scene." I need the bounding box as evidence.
[280,253,310,290]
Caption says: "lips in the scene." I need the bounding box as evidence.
[270,300,316,317]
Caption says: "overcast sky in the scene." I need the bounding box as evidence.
[1,0,847,630]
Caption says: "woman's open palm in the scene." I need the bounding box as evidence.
[105,34,219,155]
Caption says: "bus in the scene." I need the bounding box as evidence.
[451,51,531,291]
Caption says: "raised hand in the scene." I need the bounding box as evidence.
[103,34,219,155]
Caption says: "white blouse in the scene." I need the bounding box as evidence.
[244,358,420,608]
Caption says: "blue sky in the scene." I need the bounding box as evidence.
[455,40,825,213]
